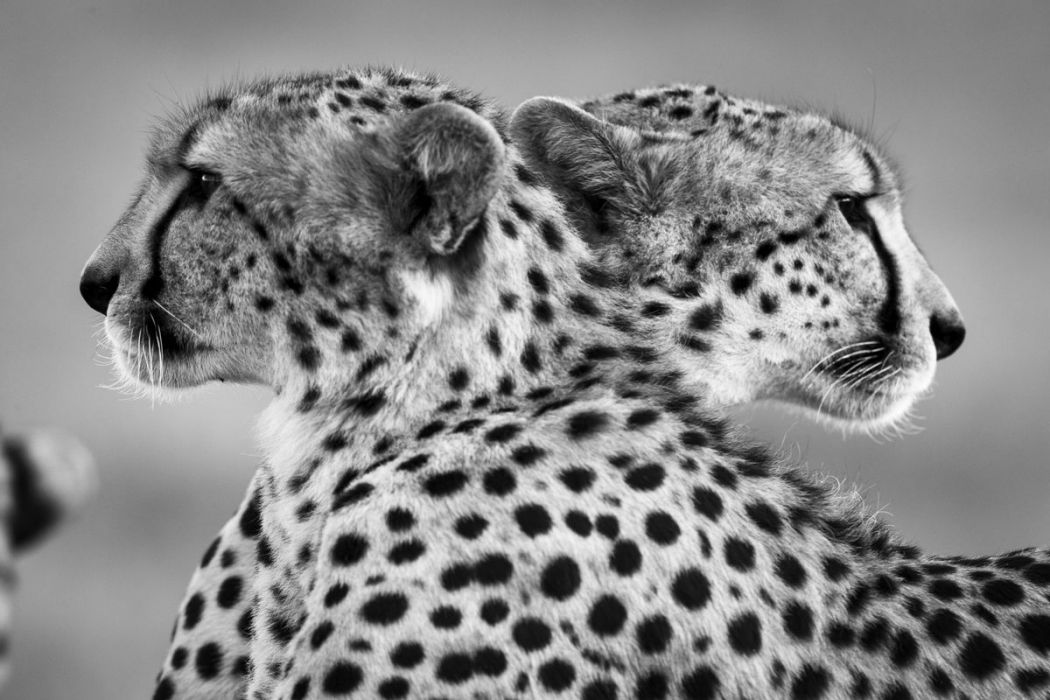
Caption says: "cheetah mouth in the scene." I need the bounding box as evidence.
[807,337,897,384]
[104,312,217,390]
[796,335,934,430]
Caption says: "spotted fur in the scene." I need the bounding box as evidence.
[78,68,1048,700]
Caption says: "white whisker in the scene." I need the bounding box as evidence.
[152,299,203,339]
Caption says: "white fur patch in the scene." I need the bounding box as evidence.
[399,269,454,325]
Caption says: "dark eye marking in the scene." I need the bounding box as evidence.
[831,193,902,336]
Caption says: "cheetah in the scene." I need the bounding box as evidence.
[0,424,95,690]
[78,68,1048,699]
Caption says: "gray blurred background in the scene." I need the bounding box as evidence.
[1,0,1048,696]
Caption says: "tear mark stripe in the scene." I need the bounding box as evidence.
[140,180,196,300]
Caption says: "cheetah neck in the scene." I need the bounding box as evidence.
[258,175,708,480]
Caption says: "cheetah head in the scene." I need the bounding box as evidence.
[79,71,506,396]
[511,88,964,433]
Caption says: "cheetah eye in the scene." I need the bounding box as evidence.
[834,194,872,235]
[184,167,223,203]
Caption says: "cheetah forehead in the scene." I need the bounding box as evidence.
[145,66,507,172]
[583,83,902,194]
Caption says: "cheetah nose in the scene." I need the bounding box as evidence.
[929,311,966,360]
[79,262,120,315]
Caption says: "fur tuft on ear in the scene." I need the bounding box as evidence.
[397,103,506,255]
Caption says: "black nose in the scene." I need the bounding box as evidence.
[929,312,965,360]
[79,264,120,315]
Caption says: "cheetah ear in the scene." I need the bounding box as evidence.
[395,103,507,256]
[510,97,642,213]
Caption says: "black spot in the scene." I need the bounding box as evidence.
[826,621,854,648]
[565,511,592,537]
[485,423,521,443]
[891,629,919,668]
[689,302,723,331]
[515,504,553,537]
[483,467,516,496]
[637,671,669,699]
[511,444,546,466]
[567,411,610,439]
[330,533,368,566]
[692,487,724,521]
[388,539,425,564]
[423,470,469,497]
[509,199,533,222]
[540,219,565,251]
[1026,563,1050,585]
[390,642,424,668]
[588,595,628,637]
[475,553,514,585]
[541,556,581,600]
[790,664,829,700]
[759,292,779,314]
[596,515,620,540]
[430,606,462,630]
[636,614,673,654]
[724,537,755,571]
[182,593,204,630]
[195,642,223,679]
[626,408,660,429]
[823,556,850,581]
[730,272,754,295]
[672,568,711,610]
[480,598,510,625]
[712,464,738,489]
[860,617,889,650]
[521,342,542,373]
[217,576,243,609]
[359,95,386,112]
[669,105,694,119]
[447,366,470,391]
[745,501,783,535]
[783,601,814,641]
[929,578,964,601]
[727,612,762,656]
[395,454,429,474]
[310,621,335,650]
[775,554,807,588]
[1020,614,1050,654]
[538,658,576,692]
[959,632,1005,679]
[484,326,502,357]
[474,647,507,677]
[386,507,416,531]
[645,511,681,545]
[626,463,665,491]
[569,293,601,316]
[1015,668,1050,693]
[346,390,387,416]
[641,301,671,317]
[416,420,445,440]
[436,652,473,685]
[360,592,409,625]
[581,679,617,700]
[982,578,1025,606]
[755,240,778,261]
[333,481,374,511]
[610,540,642,576]
[377,677,409,699]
